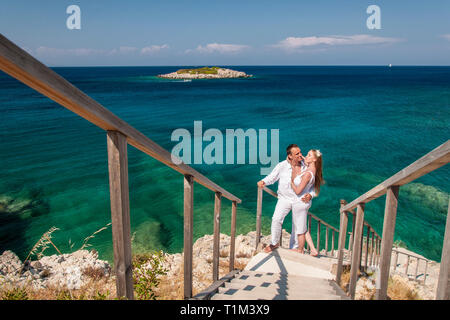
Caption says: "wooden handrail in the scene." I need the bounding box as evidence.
[0,33,242,300]
[0,33,241,204]
[337,141,449,300]
[341,140,450,213]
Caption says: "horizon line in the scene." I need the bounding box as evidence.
[47,64,450,68]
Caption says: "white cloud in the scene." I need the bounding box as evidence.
[140,44,169,55]
[108,46,139,55]
[441,34,450,41]
[35,46,105,56]
[272,34,402,52]
[186,43,250,54]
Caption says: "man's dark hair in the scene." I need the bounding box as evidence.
[286,144,299,156]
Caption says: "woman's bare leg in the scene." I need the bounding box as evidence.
[305,231,319,256]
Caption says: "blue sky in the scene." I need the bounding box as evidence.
[1,0,449,66]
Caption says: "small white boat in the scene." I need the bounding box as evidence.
[388,64,392,68]
[183,79,192,82]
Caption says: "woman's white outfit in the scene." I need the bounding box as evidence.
[289,170,315,249]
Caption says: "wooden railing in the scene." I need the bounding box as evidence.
[336,140,450,300]
[391,247,430,285]
[0,33,242,300]
[335,200,383,295]
[255,186,340,257]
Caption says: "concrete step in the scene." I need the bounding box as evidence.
[211,288,344,300]
[244,248,335,279]
[218,282,337,296]
[230,276,335,293]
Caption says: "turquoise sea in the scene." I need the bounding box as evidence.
[0,66,449,263]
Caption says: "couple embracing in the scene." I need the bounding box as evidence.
[257,144,324,256]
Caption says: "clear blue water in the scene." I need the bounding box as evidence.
[0,66,449,263]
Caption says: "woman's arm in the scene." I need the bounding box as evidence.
[291,172,312,195]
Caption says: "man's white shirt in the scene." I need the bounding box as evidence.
[262,160,316,202]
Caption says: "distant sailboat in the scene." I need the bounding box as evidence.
[388,64,392,68]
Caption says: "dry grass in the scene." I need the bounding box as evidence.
[154,257,249,300]
[339,269,421,300]
[0,277,117,300]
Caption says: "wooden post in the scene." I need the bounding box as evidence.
[364,227,370,271]
[393,250,398,271]
[424,261,428,285]
[370,233,375,266]
[332,230,335,257]
[436,199,450,300]
[405,255,410,276]
[414,258,419,281]
[183,174,194,299]
[359,227,364,272]
[212,192,222,282]
[107,130,133,300]
[255,187,263,250]
[336,200,349,286]
[307,215,312,252]
[349,203,365,299]
[317,221,321,253]
[279,230,283,248]
[325,227,329,256]
[229,201,237,272]
[375,185,400,300]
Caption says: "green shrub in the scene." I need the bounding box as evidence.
[132,251,168,300]
[1,287,28,300]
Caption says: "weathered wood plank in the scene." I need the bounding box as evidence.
[212,192,222,281]
[376,185,400,300]
[349,203,365,299]
[436,199,450,299]
[183,174,194,299]
[106,131,133,300]
[341,140,450,213]
[336,200,349,286]
[255,187,263,249]
[229,201,237,272]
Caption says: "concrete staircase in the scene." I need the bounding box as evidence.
[197,247,349,300]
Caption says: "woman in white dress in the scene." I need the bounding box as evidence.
[290,149,324,257]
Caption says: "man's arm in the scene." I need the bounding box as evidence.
[258,161,282,187]
[301,187,316,203]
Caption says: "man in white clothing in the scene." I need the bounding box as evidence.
[257,144,315,253]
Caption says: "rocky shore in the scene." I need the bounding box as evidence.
[0,230,442,300]
[157,67,252,79]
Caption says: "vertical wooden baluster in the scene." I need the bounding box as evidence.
[212,192,222,282]
[255,187,263,250]
[229,201,237,272]
[364,227,370,271]
[405,255,410,277]
[336,200,349,286]
[424,261,428,285]
[414,257,419,282]
[183,174,194,299]
[436,199,450,300]
[393,250,398,272]
[332,230,335,257]
[325,227,329,256]
[107,130,133,300]
[359,226,364,272]
[307,215,312,252]
[349,203,365,299]
[375,185,400,300]
[370,232,375,266]
[317,220,321,253]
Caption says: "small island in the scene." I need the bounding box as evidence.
[157,66,252,79]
